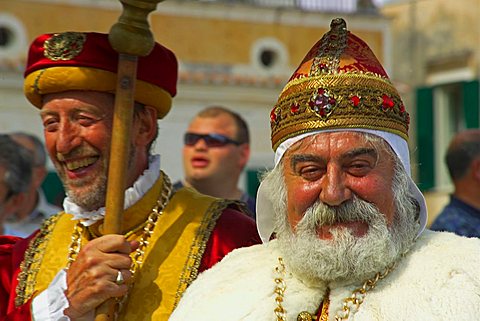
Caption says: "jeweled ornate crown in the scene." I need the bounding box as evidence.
[270,18,409,151]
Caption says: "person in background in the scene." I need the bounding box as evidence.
[174,106,256,218]
[0,31,260,320]
[4,132,62,237]
[430,129,480,237]
[170,18,480,321]
[0,134,33,235]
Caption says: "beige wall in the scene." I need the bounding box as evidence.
[2,1,386,66]
[382,0,480,82]
[0,0,390,184]
[424,192,450,227]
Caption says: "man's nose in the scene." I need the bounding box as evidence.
[319,165,352,206]
[193,137,208,150]
[56,122,81,154]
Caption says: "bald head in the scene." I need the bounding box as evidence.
[446,129,480,181]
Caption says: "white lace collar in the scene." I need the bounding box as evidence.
[63,154,161,226]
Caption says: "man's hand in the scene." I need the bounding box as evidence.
[63,234,139,319]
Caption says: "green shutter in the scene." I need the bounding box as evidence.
[41,171,65,207]
[246,168,268,199]
[416,87,435,191]
[463,80,479,128]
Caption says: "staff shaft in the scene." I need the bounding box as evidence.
[95,53,138,321]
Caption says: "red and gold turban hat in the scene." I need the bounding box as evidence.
[24,31,177,119]
[270,18,409,151]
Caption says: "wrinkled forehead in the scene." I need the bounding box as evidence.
[284,131,391,157]
[42,90,114,104]
[274,129,411,174]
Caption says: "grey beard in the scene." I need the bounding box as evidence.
[270,171,418,285]
[276,197,407,284]
[61,143,136,212]
[65,173,108,211]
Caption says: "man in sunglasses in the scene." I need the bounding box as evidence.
[0,135,33,235]
[174,106,256,218]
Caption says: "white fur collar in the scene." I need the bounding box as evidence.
[171,230,480,321]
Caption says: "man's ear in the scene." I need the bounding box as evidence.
[134,105,158,147]
[238,144,251,170]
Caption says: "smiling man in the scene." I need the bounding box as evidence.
[170,18,480,321]
[0,32,260,320]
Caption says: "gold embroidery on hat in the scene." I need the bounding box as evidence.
[270,73,409,150]
[311,17,347,75]
[270,18,410,151]
[44,32,86,61]
[33,69,46,94]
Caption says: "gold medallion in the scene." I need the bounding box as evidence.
[44,32,86,61]
[297,311,314,321]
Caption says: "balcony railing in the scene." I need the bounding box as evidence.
[179,0,378,13]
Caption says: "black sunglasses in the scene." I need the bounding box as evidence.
[184,133,241,148]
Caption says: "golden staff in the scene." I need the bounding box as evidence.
[96,0,164,320]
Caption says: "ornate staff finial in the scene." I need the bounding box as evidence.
[108,0,165,57]
[330,17,347,31]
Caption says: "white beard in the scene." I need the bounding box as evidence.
[265,164,419,285]
[277,197,410,284]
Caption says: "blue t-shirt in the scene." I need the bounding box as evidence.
[430,196,480,238]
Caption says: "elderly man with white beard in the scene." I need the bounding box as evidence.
[169,18,480,321]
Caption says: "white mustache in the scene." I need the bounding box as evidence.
[296,196,383,231]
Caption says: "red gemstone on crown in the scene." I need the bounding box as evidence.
[351,95,360,107]
[309,88,336,118]
[382,94,395,111]
[270,108,277,122]
[318,63,328,72]
[290,102,300,114]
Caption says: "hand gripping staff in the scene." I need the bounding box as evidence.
[96,1,165,320]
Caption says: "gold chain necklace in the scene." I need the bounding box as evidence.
[274,257,396,321]
[66,171,172,318]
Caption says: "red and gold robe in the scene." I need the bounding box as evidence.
[0,173,260,320]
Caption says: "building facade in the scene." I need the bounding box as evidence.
[0,0,390,201]
[382,0,480,223]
